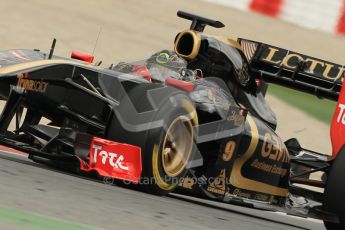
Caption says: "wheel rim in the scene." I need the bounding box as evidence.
[162,116,193,177]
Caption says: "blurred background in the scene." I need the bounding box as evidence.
[1,0,342,153]
[0,1,344,229]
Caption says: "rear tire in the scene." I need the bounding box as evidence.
[323,145,345,230]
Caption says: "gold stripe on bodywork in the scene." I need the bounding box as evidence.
[208,35,242,50]
[229,115,289,197]
[0,59,86,75]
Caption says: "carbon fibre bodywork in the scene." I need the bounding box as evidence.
[0,46,290,202]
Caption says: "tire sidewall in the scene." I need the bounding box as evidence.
[141,94,198,195]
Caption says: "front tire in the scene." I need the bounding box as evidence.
[107,84,198,195]
[143,103,197,195]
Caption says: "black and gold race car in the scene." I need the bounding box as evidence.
[0,11,344,230]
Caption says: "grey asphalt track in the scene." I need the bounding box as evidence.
[0,151,325,230]
[0,0,341,229]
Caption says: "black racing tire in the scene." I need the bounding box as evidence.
[107,83,198,195]
[323,145,345,230]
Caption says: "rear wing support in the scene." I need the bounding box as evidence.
[239,39,343,101]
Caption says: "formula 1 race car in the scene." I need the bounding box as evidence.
[0,10,344,229]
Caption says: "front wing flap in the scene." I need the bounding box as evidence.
[79,137,142,183]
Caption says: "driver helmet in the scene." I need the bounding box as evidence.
[146,50,194,81]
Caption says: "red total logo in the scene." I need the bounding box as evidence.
[91,144,129,171]
[336,104,345,125]
[79,137,142,183]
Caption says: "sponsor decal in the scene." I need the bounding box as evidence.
[229,116,289,197]
[246,130,289,177]
[79,137,142,183]
[331,83,345,156]
[248,132,289,178]
[250,159,288,177]
[91,144,128,171]
[222,140,236,161]
[336,103,345,125]
[261,132,289,163]
[224,189,271,203]
[178,177,195,189]
[206,169,226,195]
[16,73,48,93]
[261,46,345,82]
